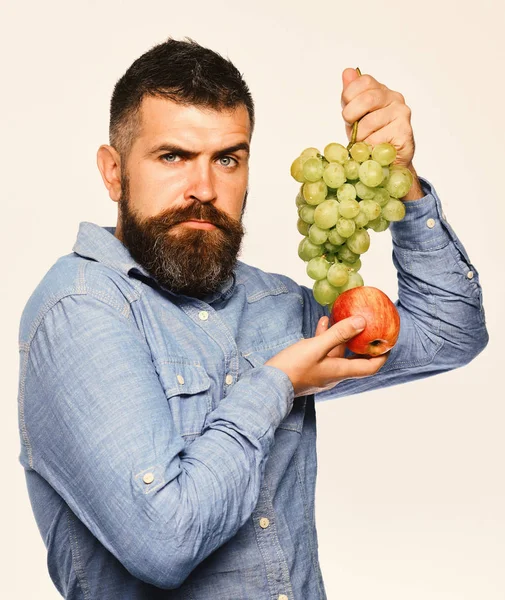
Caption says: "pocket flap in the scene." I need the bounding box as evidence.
[155,360,211,398]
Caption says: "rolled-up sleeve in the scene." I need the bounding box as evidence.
[313,177,489,401]
[21,293,294,589]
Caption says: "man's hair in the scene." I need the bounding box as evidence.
[109,37,255,161]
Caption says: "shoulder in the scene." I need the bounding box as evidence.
[19,254,139,346]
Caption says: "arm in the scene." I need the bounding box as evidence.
[313,176,488,401]
[21,293,293,589]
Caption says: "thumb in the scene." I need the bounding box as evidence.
[317,315,366,356]
[342,67,360,89]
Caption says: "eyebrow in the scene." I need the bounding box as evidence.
[146,142,250,159]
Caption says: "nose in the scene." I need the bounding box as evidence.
[184,160,217,204]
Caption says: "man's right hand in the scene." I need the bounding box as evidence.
[265,315,388,397]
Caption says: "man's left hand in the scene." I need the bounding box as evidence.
[341,68,424,201]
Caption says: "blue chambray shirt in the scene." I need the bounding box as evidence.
[18,178,488,599]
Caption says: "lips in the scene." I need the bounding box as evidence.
[178,220,217,230]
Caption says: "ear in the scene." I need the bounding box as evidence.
[97,145,122,203]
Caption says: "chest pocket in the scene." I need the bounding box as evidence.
[241,339,306,433]
[155,359,212,443]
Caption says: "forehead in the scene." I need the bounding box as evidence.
[135,96,251,149]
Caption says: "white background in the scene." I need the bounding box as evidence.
[2,0,504,598]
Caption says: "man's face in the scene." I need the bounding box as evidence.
[115,96,250,298]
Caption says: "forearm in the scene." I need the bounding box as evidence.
[315,177,488,401]
[23,295,294,589]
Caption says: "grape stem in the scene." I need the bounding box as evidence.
[346,67,362,151]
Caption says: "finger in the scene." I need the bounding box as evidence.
[341,73,383,106]
[342,87,391,127]
[352,104,397,142]
[362,119,412,153]
[341,68,361,94]
[316,315,366,357]
[315,316,329,337]
[315,317,342,357]
[321,353,389,380]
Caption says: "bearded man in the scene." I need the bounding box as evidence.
[17,37,487,599]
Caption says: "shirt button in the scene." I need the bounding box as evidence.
[225,374,233,385]
[278,595,289,600]
[143,472,155,484]
[198,310,209,321]
[467,271,474,279]
[177,374,185,385]
[426,218,436,229]
[259,517,270,529]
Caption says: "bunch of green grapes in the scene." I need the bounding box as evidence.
[291,140,413,307]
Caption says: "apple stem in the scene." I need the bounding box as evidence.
[346,67,362,152]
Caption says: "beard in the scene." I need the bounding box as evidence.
[118,171,246,299]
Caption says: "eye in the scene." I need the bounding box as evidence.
[218,156,237,167]
[161,153,180,163]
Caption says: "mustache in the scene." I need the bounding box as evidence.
[144,201,242,232]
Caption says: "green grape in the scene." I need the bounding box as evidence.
[303,180,327,205]
[328,228,346,246]
[295,189,306,208]
[308,224,329,245]
[385,167,413,198]
[327,262,349,287]
[353,206,369,228]
[300,147,320,160]
[337,183,357,202]
[358,160,384,187]
[324,241,341,253]
[314,199,339,229]
[303,157,324,182]
[338,244,360,263]
[298,237,324,261]
[382,167,390,181]
[341,257,362,271]
[307,256,331,280]
[323,162,346,188]
[381,199,406,221]
[354,181,376,200]
[367,216,390,232]
[299,204,316,224]
[350,142,371,162]
[360,199,381,221]
[344,159,360,180]
[313,279,339,305]
[338,198,360,219]
[373,187,391,207]
[337,271,364,292]
[336,218,356,238]
[371,142,397,166]
[297,218,310,236]
[324,143,349,165]
[290,156,306,183]
[346,228,371,254]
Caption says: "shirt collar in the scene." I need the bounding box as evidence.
[72,221,236,304]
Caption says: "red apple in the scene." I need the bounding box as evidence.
[330,286,400,356]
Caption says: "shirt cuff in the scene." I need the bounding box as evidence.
[389,177,456,252]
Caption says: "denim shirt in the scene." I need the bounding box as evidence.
[18,178,488,599]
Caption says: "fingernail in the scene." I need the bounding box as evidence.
[352,316,366,329]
